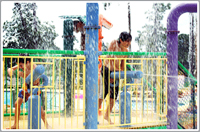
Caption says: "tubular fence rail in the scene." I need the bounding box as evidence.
[2,49,197,129]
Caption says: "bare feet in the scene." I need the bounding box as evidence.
[45,124,52,129]
[6,125,19,129]
[104,116,114,125]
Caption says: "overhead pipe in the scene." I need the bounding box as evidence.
[166,3,197,129]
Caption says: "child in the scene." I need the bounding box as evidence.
[6,54,51,129]
[98,32,132,124]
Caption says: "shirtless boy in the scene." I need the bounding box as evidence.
[6,54,51,129]
[98,32,132,124]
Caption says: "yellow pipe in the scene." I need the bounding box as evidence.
[146,59,149,122]
[83,59,86,129]
[45,76,47,129]
[32,85,51,88]
[77,59,80,127]
[59,58,61,126]
[22,58,26,129]
[165,61,168,115]
[141,58,144,122]
[100,57,167,60]
[71,59,74,129]
[160,58,163,121]
[15,57,20,129]
[113,60,116,124]
[126,83,143,86]
[156,57,161,117]
[108,59,110,124]
[3,58,4,128]
[126,63,142,65]
[98,119,167,128]
[130,72,132,125]
[30,58,34,129]
[9,57,12,129]
[102,61,105,125]
[118,59,121,124]
[3,55,170,129]
[151,60,153,120]
[136,79,138,123]
[52,58,55,129]
[64,59,67,129]
[124,58,127,124]
[33,62,54,65]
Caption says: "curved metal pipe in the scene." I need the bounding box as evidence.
[167,3,197,30]
[166,3,197,129]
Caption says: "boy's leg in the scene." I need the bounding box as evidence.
[41,106,51,129]
[98,74,104,114]
[104,98,115,124]
[7,97,23,129]
[98,98,103,111]
[104,86,118,124]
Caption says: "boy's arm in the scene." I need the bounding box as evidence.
[7,65,18,77]
[7,65,24,77]
[120,49,128,71]
[121,59,125,71]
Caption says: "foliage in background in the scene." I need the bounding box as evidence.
[178,34,189,69]
[3,3,59,50]
[135,3,171,52]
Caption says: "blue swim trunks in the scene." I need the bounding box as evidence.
[18,89,41,102]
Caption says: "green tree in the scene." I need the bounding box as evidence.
[178,34,189,69]
[135,3,171,52]
[3,3,59,50]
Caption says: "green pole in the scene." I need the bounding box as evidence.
[101,51,166,56]
[178,61,197,86]
[3,49,84,55]
[3,49,167,56]
[62,19,74,116]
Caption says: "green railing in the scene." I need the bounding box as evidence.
[3,49,84,55]
[3,49,197,120]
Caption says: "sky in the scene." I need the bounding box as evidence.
[1,1,199,51]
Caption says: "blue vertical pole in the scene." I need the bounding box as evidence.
[84,3,100,129]
[28,95,41,129]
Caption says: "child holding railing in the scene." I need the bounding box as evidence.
[98,31,132,124]
[6,54,51,129]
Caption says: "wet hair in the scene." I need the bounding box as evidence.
[117,31,132,44]
[19,53,31,63]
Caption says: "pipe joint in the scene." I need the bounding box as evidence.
[165,30,180,34]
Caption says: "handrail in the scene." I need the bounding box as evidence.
[3,54,62,57]
[127,64,157,92]
[101,51,166,56]
[3,48,166,56]
[4,49,196,86]
[178,61,197,86]
[3,49,84,55]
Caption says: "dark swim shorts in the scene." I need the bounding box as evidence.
[101,66,119,100]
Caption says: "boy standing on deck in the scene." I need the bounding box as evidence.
[6,54,51,129]
[98,32,132,124]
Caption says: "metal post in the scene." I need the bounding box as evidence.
[166,3,197,129]
[84,3,100,129]
[28,95,41,129]
[63,19,74,116]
